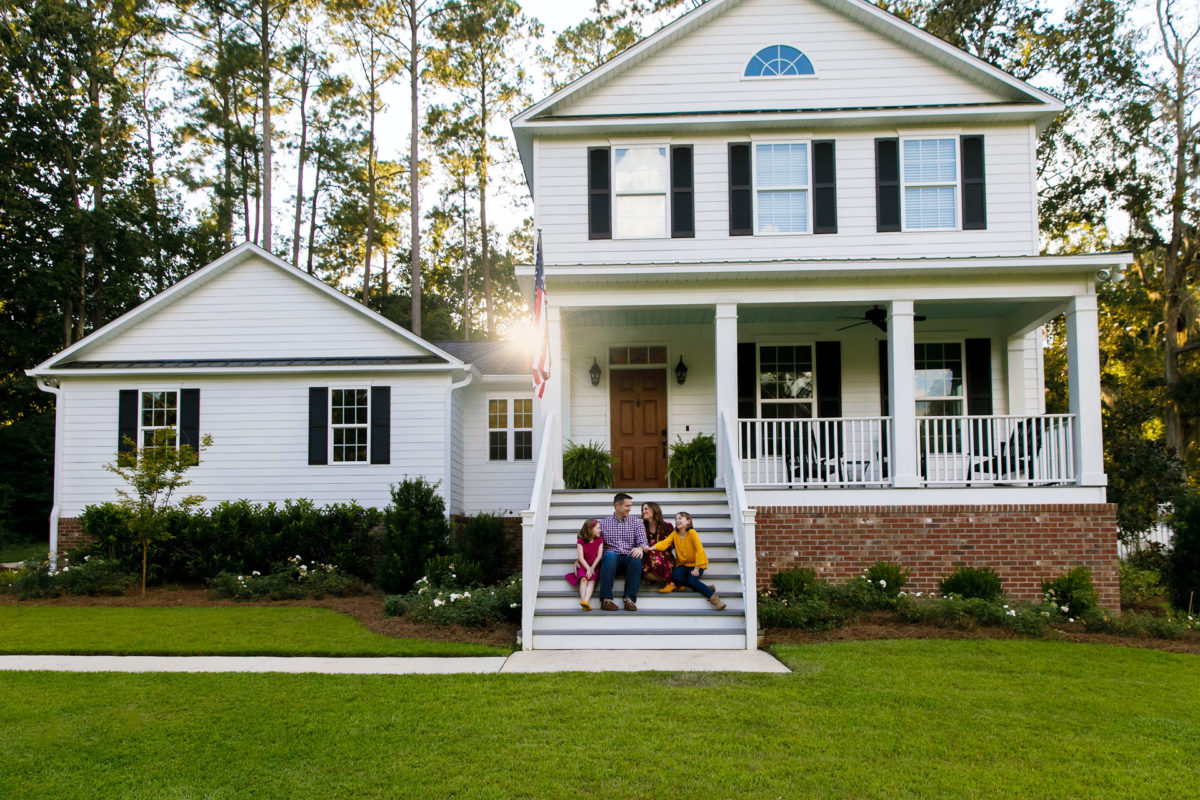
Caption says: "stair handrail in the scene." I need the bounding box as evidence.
[719,410,757,650]
[520,410,557,651]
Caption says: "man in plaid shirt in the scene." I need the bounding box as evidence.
[597,492,648,611]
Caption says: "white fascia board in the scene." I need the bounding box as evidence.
[29,242,466,375]
[28,363,473,379]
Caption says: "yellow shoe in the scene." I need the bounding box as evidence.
[580,601,592,611]
[658,584,677,593]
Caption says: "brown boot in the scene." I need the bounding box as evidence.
[708,592,726,611]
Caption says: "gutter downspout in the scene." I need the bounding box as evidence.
[33,376,63,572]
[444,367,475,521]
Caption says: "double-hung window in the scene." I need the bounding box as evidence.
[901,138,957,230]
[330,388,369,463]
[758,345,814,419]
[489,398,533,461]
[139,390,178,447]
[613,146,669,238]
[755,143,809,234]
[914,342,964,416]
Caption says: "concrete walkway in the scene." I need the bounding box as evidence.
[0,650,789,675]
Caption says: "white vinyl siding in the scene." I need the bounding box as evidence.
[459,381,537,515]
[55,374,449,516]
[902,138,958,230]
[535,126,1037,263]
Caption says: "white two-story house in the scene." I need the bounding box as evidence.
[509,0,1129,648]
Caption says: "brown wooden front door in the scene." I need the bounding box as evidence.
[610,369,668,488]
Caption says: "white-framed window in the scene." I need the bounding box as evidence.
[139,390,178,447]
[754,142,810,234]
[613,145,668,238]
[330,387,370,463]
[489,397,533,461]
[901,138,958,230]
[758,344,815,419]
[914,342,964,416]
[744,45,815,78]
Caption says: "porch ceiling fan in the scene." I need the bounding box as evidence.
[835,305,926,333]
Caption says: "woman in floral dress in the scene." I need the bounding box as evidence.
[640,501,675,585]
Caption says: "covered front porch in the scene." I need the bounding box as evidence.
[537,290,1108,500]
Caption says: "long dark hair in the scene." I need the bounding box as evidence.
[642,502,667,538]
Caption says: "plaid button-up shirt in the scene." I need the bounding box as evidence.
[599,513,649,555]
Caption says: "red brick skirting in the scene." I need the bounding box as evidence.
[56,517,87,554]
[753,504,1120,609]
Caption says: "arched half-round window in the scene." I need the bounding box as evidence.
[744,45,815,77]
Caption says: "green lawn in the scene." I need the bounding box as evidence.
[0,541,46,564]
[0,639,1195,799]
[0,606,509,657]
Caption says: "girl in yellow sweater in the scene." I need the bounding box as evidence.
[651,511,726,611]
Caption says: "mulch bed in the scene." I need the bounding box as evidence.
[4,591,1197,655]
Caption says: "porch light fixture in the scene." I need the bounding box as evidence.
[675,356,688,385]
[589,357,602,387]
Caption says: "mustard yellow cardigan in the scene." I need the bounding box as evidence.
[651,527,708,570]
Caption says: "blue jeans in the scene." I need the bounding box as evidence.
[598,551,642,602]
[671,565,714,598]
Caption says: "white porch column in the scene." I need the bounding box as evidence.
[1066,295,1106,486]
[888,300,919,488]
[1006,334,1029,415]
[714,303,739,487]
[545,305,565,489]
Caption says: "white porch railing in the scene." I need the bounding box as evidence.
[520,411,557,650]
[738,417,892,488]
[917,414,1076,486]
[719,411,757,651]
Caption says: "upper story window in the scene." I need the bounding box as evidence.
[755,143,810,234]
[744,45,815,77]
[902,138,958,230]
[613,146,668,238]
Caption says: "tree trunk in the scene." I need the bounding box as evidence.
[362,37,377,306]
[260,0,273,250]
[462,181,470,340]
[291,42,311,268]
[307,136,324,275]
[479,84,492,337]
[409,17,422,335]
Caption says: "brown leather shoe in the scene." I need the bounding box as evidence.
[623,598,638,612]
[600,599,619,611]
[708,593,727,611]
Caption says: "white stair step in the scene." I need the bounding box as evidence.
[536,587,743,599]
[529,633,748,650]
[532,615,744,632]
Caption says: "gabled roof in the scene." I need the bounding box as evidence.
[29,243,467,377]
[434,340,531,378]
[511,0,1064,188]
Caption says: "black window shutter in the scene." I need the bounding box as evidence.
[728,143,753,236]
[878,340,889,416]
[812,140,838,234]
[737,341,757,458]
[587,147,611,240]
[965,338,993,415]
[961,135,987,230]
[118,389,137,453]
[180,389,200,453]
[815,342,842,418]
[671,145,694,238]
[370,386,391,465]
[308,387,328,465]
[875,138,901,232]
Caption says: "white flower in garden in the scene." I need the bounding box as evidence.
[252,571,260,577]
[878,579,887,588]
[1068,617,1074,622]
[433,598,444,607]
[1007,609,1016,617]
[61,566,69,572]
[1042,611,1050,617]
[1060,605,1069,613]
[510,603,518,608]
[84,556,90,562]
[463,592,471,599]
[916,592,923,597]
[1003,604,1009,609]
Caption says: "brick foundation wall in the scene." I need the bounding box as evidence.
[56,517,88,554]
[450,515,523,576]
[754,504,1120,609]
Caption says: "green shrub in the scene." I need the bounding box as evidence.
[757,592,847,631]
[376,478,450,594]
[827,573,895,611]
[9,556,133,599]
[562,441,614,490]
[422,554,485,589]
[208,557,365,601]
[893,594,1006,630]
[1119,561,1168,608]
[1167,491,1200,613]
[451,514,510,585]
[938,566,1004,602]
[384,574,521,627]
[864,561,909,597]
[772,567,817,598]
[1041,566,1099,616]
[667,434,716,488]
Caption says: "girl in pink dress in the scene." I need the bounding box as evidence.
[566,519,604,610]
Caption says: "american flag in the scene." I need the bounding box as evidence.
[530,233,550,398]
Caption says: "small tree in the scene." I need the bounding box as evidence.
[104,429,211,595]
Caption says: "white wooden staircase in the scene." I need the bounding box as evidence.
[529,489,748,649]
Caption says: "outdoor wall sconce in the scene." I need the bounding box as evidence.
[589,357,602,387]
[675,356,688,385]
